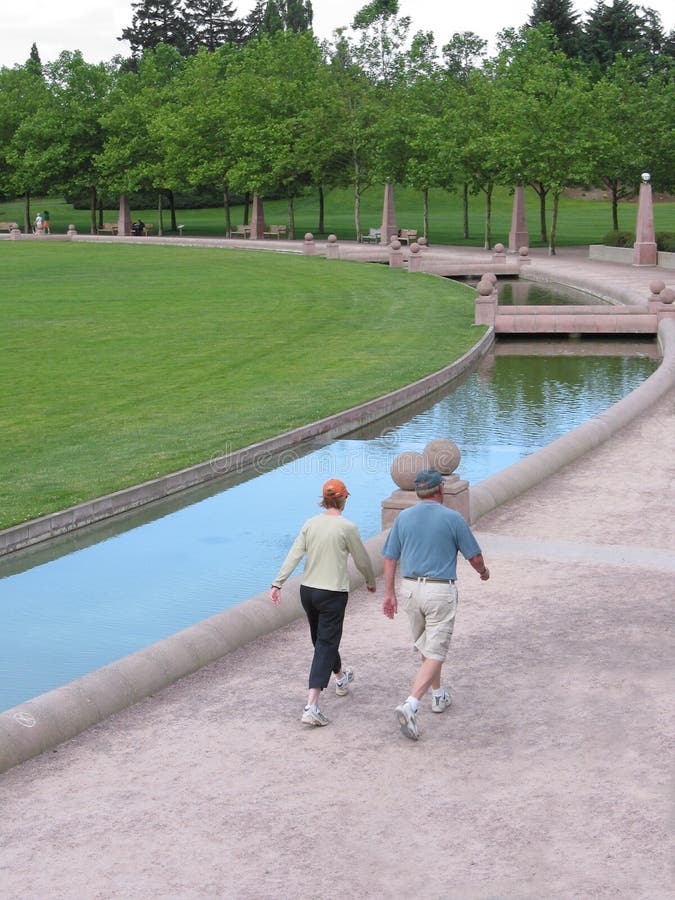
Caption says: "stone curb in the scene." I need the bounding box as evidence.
[0,331,494,557]
[470,318,675,523]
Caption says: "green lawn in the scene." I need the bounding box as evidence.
[0,241,483,528]
[3,184,673,246]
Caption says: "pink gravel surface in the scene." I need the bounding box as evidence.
[1,382,673,899]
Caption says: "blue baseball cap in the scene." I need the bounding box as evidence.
[413,469,443,489]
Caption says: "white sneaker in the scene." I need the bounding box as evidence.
[431,690,452,714]
[335,667,354,696]
[395,701,419,741]
[301,707,329,726]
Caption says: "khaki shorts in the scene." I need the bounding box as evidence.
[400,577,458,662]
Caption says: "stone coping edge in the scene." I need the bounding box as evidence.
[0,330,494,558]
[0,532,387,775]
[470,318,675,524]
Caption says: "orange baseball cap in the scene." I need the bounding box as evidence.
[322,478,349,498]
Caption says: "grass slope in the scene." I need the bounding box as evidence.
[1,242,482,528]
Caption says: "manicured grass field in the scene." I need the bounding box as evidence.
[0,241,483,528]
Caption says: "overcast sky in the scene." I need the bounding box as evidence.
[1,0,673,68]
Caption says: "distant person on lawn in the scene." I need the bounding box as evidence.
[382,469,490,741]
[270,478,376,727]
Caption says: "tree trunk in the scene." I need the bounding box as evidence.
[318,184,325,235]
[287,195,295,240]
[24,192,31,234]
[90,187,97,235]
[462,182,469,239]
[549,191,560,256]
[166,189,177,232]
[158,191,164,236]
[531,182,548,242]
[483,182,493,250]
[98,197,104,229]
[243,191,250,225]
[611,181,619,232]
[422,187,429,240]
[224,186,232,237]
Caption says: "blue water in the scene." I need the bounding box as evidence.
[0,347,658,710]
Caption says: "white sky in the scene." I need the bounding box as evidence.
[1,0,673,68]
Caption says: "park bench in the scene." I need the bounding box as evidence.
[143,223,154,236]
[233,224,250,238]
[398,229,418,245]
[359,228,381,244]
[97,223,118,235]
[0,221,19,232]
[263,224,287,239]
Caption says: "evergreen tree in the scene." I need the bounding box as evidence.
[247,1,313,39]
[183,0,242,52]
[581,0,668,71]
[528,0,582,57]
[27,43,43,76]
[120,0,189,58]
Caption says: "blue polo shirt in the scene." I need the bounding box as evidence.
[382,501,481,581]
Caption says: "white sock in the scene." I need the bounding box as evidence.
[406,696,420,712]
[432,688,445,698]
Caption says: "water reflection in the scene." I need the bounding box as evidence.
[0,341,658,710]
[495,279,599,306]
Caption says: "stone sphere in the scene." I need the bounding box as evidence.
[477,280,494,296]
[424,438,461,475]
[390,451,425,491]
[483,272,498,284]
[519,246,530,257]
[327,233,337,243]
[649,280,665,295]
[494,243,505,253]
[409,242,421,254]
[304,232,314,241]
[418,237,428,247]
[390,239,401,250]
[660,287,675,305]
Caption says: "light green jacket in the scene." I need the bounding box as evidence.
[272,513,375,592]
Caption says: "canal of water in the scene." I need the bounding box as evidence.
[0,320,660,711]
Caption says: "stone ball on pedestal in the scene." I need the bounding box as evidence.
[660,287,675,305]
[494,243,505,253]
[423,438,461,475]
[390,239,401,250]
[409,242,420,254]
[327,234,337,243]
[390,451,425,491]
[477,280,494,296]
[304,233,314,241]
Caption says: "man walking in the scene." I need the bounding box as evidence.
[382,470,490,740]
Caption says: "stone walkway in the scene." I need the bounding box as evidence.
[0,248,673,899]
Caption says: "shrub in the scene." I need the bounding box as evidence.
[603,230,635,247]
[656,232,675,253]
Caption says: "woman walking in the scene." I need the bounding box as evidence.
[270,478,376,726]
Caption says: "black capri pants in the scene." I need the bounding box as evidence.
[300,586,348,690]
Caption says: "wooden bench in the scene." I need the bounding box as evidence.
[233,225,251,238]
[398,229,418,245]
[97,223,118,235]
[143,223,154,236]
[263,224,287,239]
[359,228,381,244]
[0,222,19,232]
